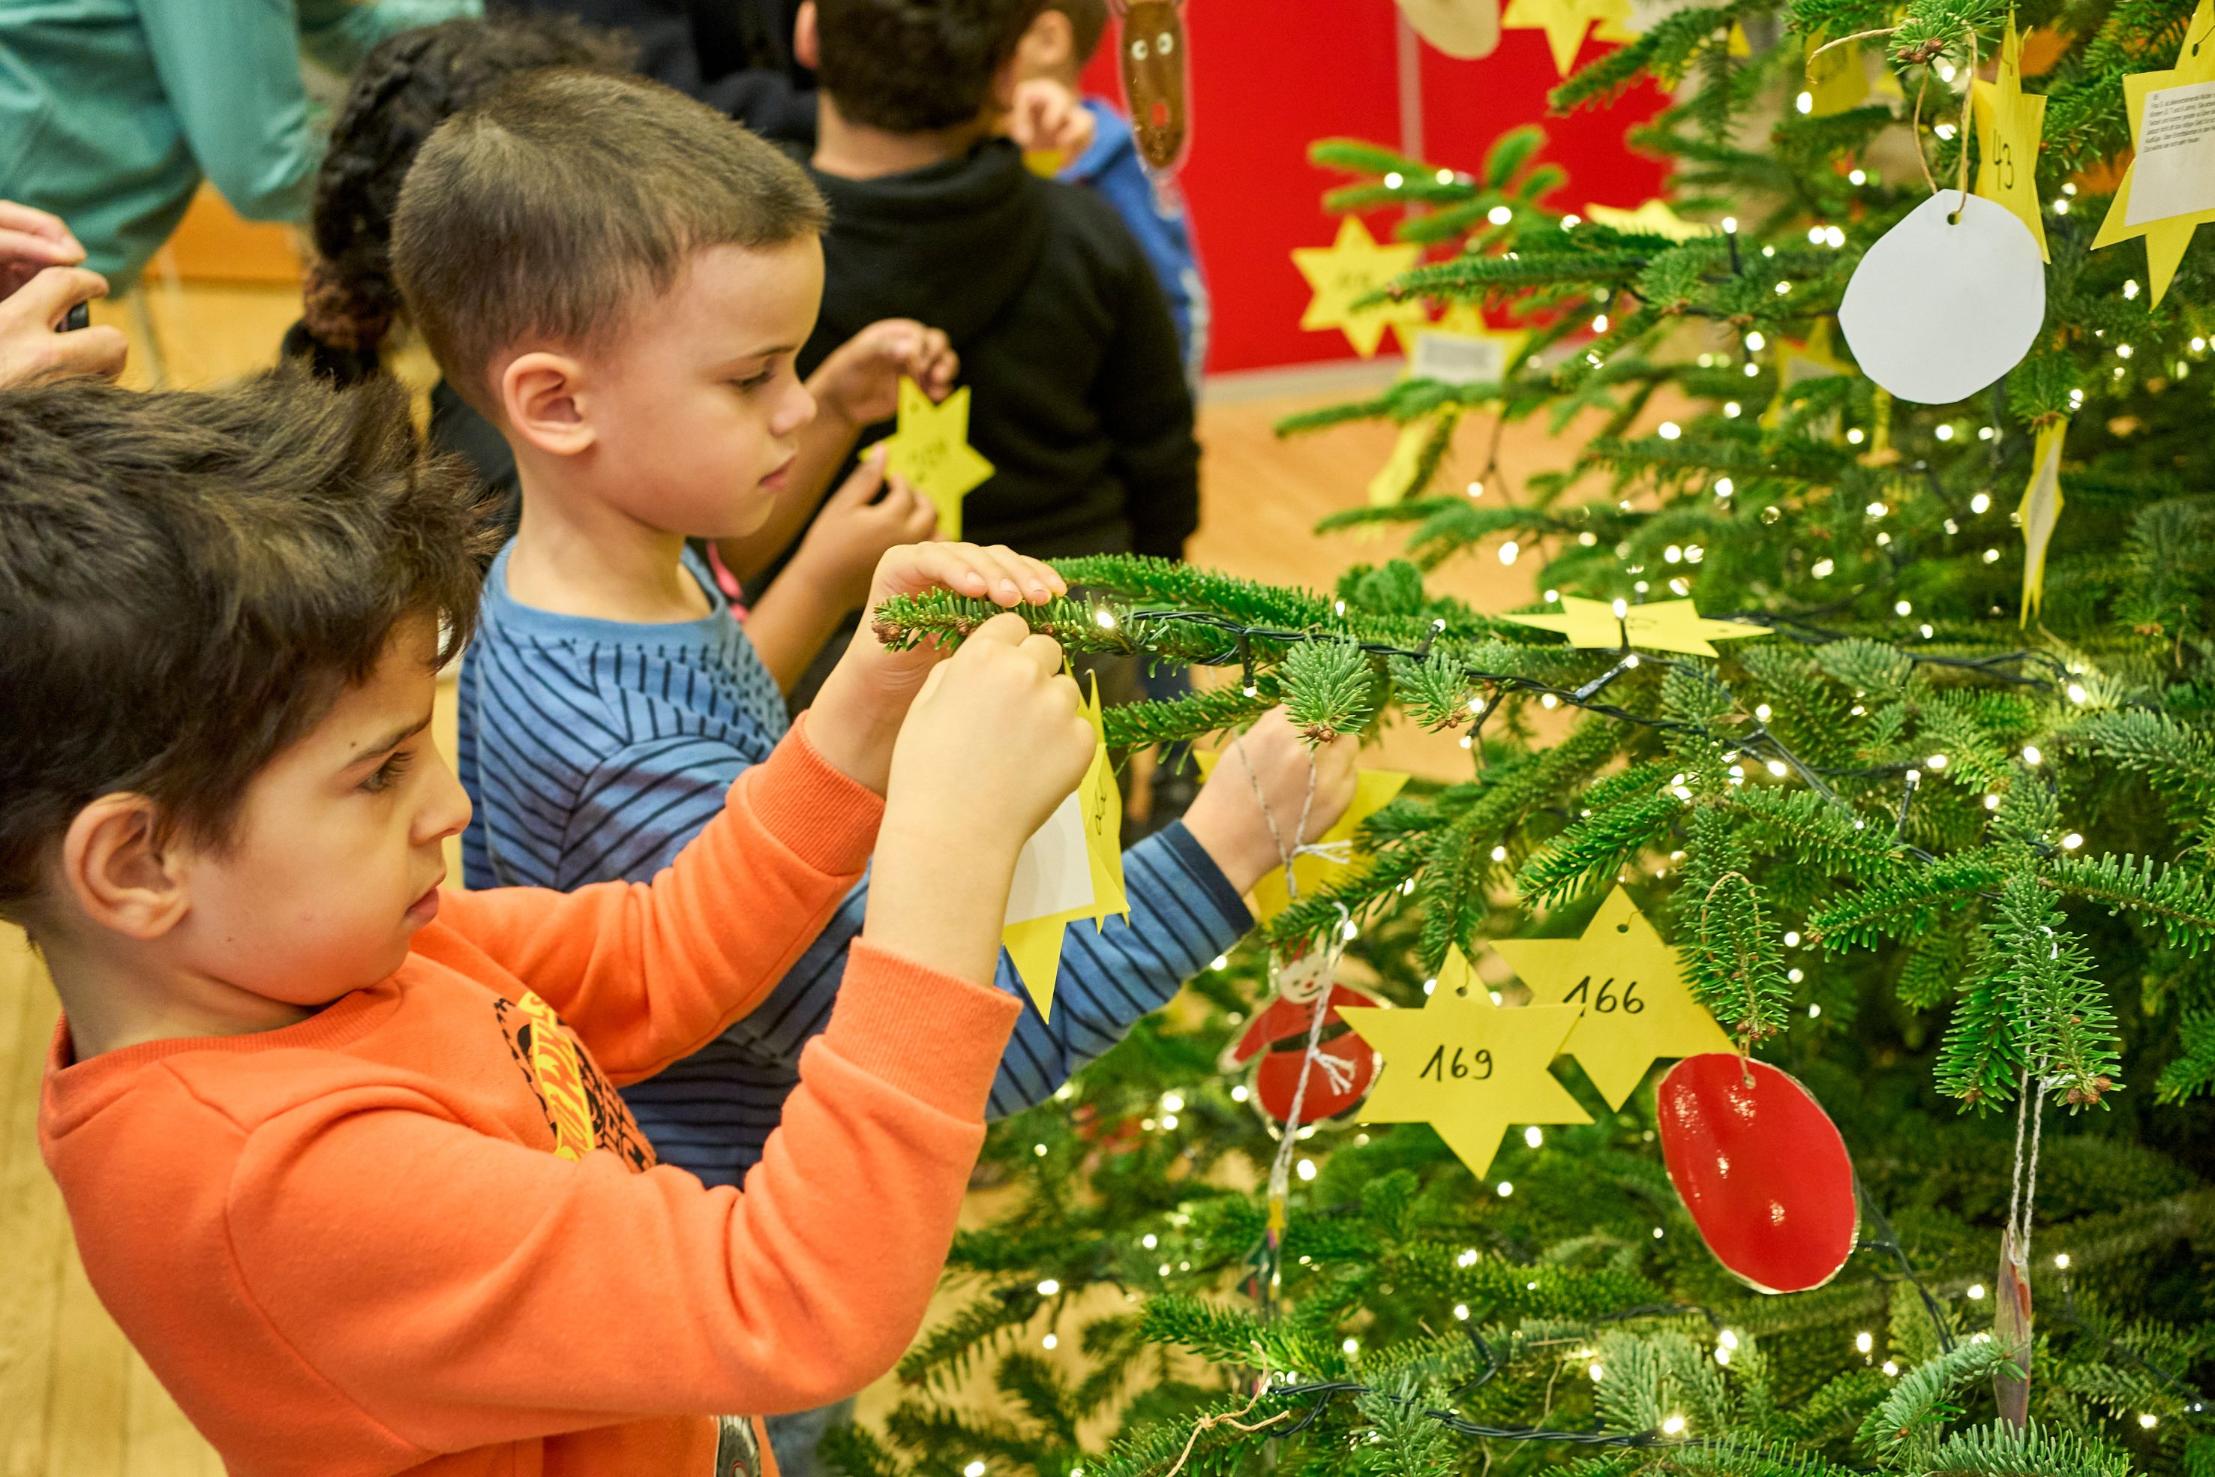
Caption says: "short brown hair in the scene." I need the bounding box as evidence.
[814,0,1048,132]
[0,372,495,923]
[1044,0,1109,62]
[391,69,829,413]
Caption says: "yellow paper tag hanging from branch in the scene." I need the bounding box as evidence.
[1500,596,1770,658]
[1972,17,2051,262]
[2089,0,2215,304]
[1490,886,1734,1110]
[2018,417,2067,626]
[882,379,995,540]
[1292,218,1427,358]
[1002,675,1128,1018]
[1337,948,1592,1178]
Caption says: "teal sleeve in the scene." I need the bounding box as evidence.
[136,0,320,222]
[296,0,484,76]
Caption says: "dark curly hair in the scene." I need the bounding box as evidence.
[0,371,497,924]
[293,12,635,381]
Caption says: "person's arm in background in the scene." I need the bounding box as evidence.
[729,712,1357,1119]
[135,1,474,226]
[296,0,484,74]
[1092,220,1201,560]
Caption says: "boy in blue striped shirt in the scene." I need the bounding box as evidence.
[392,72,1354,1192]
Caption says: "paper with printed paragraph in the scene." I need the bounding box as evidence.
[2125,80,2215,227]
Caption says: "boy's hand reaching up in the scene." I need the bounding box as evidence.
[808,318,958,430]
[807,544,1064,794]
[1007,79,1099,159]
[856,538,1064,696]
[1181,708,1361,895]
[866,614,1095,983]
[786,447,940,614]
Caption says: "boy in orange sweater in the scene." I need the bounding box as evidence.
[4,369,1090,1474]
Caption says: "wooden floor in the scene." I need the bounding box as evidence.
[0,277,1595,1469]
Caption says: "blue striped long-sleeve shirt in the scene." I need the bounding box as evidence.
[456,544,1252,1187]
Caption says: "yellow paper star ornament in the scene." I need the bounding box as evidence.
[881,378,994,540]
[2090,0,2215,304]
[1369,418,1439,507]
[1292,218,1427,358]
[1762,319,1852,434]
[1801,32,1871,117]
[1407,303,1524,387]
[2018,417,2067,626]
[1002,676,1128,1018]
[1500,596,1770,657]
[1973,19,2051,261]
[1337,948,1592,1177]
[1585,199,1714,242]
[1193,752,1409,922]
[1502,0,1621,74]
[1491,886,1734,1110]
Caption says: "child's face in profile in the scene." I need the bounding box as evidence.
[578,238,827,540]
[170,617,470,1004]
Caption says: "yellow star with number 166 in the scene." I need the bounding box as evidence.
[1337,949,1591,1178]
[2091,0,2215,305]
[881,378,994,540]
[1492,886,1734,1110]
[1972,18,2050,262]
[1501,595,1769,658]
[1293,218,1427,358]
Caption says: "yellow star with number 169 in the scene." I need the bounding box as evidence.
[1293,217,1427,358]
[1500,596,1770,658]
[2091,0,2215,305]
[881,378,994,540]
[1337,948,1591,1178]
[1492,886,1734,1110]
[1972,18,2050,262]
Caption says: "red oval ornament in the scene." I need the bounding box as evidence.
[1656,1054,1858,1294]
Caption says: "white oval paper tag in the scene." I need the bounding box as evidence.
[1838,192,2046,405]
[1397,0,1502,57]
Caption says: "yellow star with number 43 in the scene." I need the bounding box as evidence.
[881,378,994,540]
[1491,886,1734,1110]
[2091,0,2215,304]
[1501,595,1770,658]
[1973,18,2050,262]
[1293,218,1427,358]
[1193,750,1409,921]
[1337,947,1591,1178]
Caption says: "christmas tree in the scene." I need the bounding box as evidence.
[834,0,2215,1469]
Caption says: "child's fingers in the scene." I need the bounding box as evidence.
[897,488,939,541]
[828,444,890,508]
[994,547,1063,602]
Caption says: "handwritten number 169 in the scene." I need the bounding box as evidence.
[1419,1045,1494,1081]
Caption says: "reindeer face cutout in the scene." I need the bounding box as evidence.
[1115,0,1190,170]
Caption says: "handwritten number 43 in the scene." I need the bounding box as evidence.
[1564,976,1644,1014]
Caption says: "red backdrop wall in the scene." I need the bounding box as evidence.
[1082,8,1671,374]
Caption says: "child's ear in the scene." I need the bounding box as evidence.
[499,351,596,459]
[61,795,190,942]
[793,2,821,70]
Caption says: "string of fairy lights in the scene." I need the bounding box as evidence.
[924,55,2215,1474]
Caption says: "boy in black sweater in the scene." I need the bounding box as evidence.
[723,0,1199,580]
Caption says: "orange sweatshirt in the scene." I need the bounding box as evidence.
[38,718,1022,1477]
